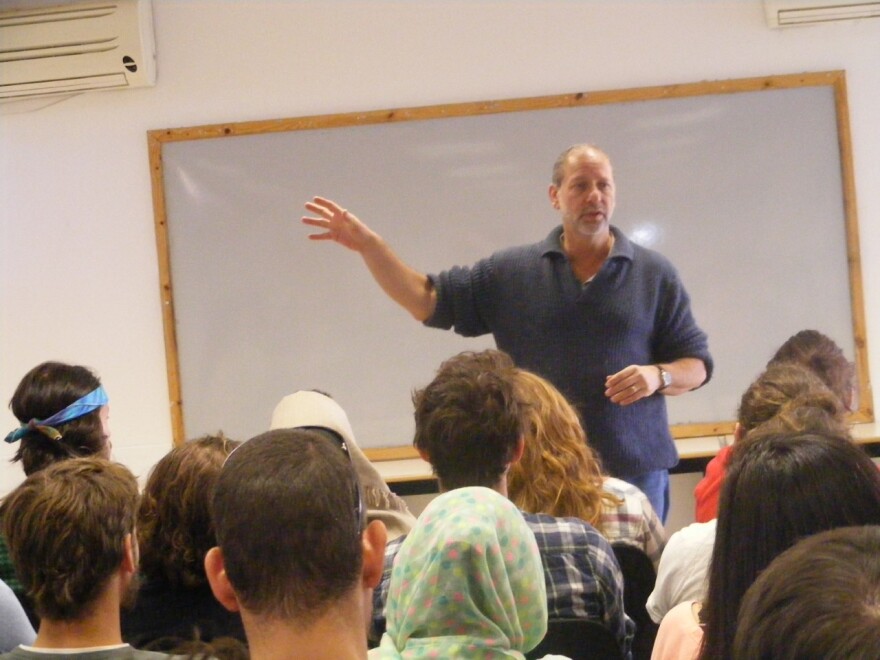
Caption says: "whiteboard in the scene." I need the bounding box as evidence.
[150,71,870,451]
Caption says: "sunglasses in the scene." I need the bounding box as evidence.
[221,426,367,534]
[298,426,367,533]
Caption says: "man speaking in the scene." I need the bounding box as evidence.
[303,144,712,520]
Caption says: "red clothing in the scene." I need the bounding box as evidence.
[694,445,732,522]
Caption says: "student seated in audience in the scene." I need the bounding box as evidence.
[508,369,666,566]
[0,457,171,659]
[269,389,416,540]
[0,579,34,652]
[733,525,880,660]
[694,329,854,522]
[651,425,880,660]
[371,350,631,657]
[2,361,113,617]
[204,428,387,660]
[372,487,553,659]
[122,434,246,649]
[644,521,715,628]
[646,361,847,624]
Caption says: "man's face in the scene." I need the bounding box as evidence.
[549,150,616,239]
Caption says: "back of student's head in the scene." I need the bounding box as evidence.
[381,487,547,657]
[737,362,845,435]
[211,429,363,623]
[7,361,109,475]
[412,350,523,490]
[433,348,516,374]
[0,457,139,621]
[699,429,880,659]
[507,369,617,527]
[734,525,880,660]
[138,433,240,588]
[769,329,855,410]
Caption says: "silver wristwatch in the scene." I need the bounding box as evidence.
[656,364,672,391]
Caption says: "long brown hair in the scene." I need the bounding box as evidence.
[769,329,854,411]
[699,425,879,659]
[737,362,845,435]
[507,370,620,530]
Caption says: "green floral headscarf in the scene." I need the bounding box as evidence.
[377,487,548,659]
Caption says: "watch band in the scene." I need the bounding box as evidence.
[656,364,672,391]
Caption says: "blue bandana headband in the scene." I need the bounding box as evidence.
[4,386,108,444]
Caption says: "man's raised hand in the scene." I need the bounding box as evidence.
[302,197,376,252]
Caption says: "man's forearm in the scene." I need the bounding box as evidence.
[360,235,437,322]
[660,357,707,395]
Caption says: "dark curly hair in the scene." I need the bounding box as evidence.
[413,350,523,490]
[137,434,240,588]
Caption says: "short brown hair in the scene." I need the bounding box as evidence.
[138,434,240,588]
[0,457,139,620]
[551,144,611,187]
[413,350,523,490]
[211,429,363,624]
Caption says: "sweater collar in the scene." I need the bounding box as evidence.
[541,225,633,261]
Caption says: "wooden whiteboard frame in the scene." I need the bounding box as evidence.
[148,70,871,457]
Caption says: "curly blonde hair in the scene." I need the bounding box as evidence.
[137,433,240,588]
[507,370,621,531]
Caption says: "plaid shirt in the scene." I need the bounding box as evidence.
[0,534,22,596]
[600,477,668,567]
[371,507,633,658]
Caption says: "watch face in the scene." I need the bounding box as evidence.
[660,368,672,388]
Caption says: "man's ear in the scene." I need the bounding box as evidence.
[511,436,525,465]
[733,422,744,444]
[361,520,387,590]
[121,533,137,575]
[846,384,857,413]
[204,546,241,613]
[548,183,560,209]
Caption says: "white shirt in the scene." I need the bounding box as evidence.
[646,519,716,624]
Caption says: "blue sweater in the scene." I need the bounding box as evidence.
[426,225,713,476]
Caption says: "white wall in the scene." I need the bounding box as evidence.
[3,1,880,525]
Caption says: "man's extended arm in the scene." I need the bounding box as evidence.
[302,197,437,321]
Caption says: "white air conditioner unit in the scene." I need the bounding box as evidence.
[764,0,880,27]
[0,0,155,100]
